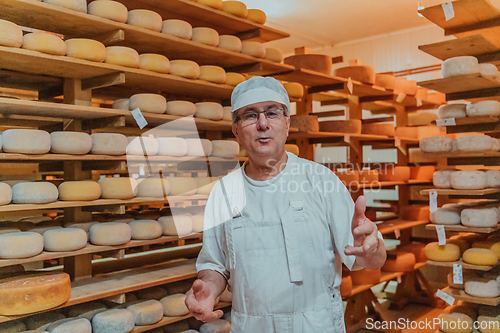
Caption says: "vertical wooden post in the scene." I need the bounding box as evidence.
[295,89,314,160]
[347,96,363,201]
[395,105,411,244]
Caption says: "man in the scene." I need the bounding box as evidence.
[185,76,386,332]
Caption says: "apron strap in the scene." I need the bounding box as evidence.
[280,196,304,283]
[220,179,236,271]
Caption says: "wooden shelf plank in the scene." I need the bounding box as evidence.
[376,219,429,235]
[443,286,500,306]
[426,223,500,233]
[441,115,500,134]
[427,259,497,271]
[273,69,347,89]
[347,181,432,191]
[288,131,390,141]
[418,73,500,95]
[419,34,500,61]
[420,188,500,196]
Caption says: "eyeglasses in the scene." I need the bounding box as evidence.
[236,108,286,126]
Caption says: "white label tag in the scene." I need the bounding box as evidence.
[131,108,148,129]
[347,77,353,94]
[436,289,455,306]
[429,190,438,212]
[442,2,455,21]
[344,134,350,143]
[416,98,423,107]
[395,137,401,147]
[436,118,456,127]
[453,263,463,285]
[396,93,406,103]
[394,228,401,239]
[139,164,145,176]
[436,224,446,245]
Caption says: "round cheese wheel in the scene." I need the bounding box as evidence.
[466,100,500,117]
[472,241,500,258]
[43,228,87,252]
[394,78,418,96]
[43,0,86,12]
[50,131,92,155]
[442,56,479,77]
[58,181,101,201]
[222,106,232,121]
[378,166,410,182]
[127,300,163,325]
[139,53,170,74]
[284,82,304,99]
[196,177,218,195]
[433,170,455,188]
[285,144,300,156]
[447,272,479,290]
[0,19,23,48]
[246,8,266,24]
[161,19,193,39]
[374,74,396,90]
[87,0,128,23]
[361,123,395,136]
[91,309,135,333]
[0,232,43,258]
[438,312,473,333]
[91,133,128,155]
[199,65,226,84]
[408,111,438,126]
[104,46,139,68]
[350,268,381,285]
[200,319,231,333]
[486,169,500,187]
[430,206,461,225]
[479,63,499,78]
[167,177,198,196]
[450,170,487,190]
[225,72,245,86]
[89,222,131,245]
[129,220,162,240]
[477,315,500,333]
[319,120,361,133]
[129,93,167,114]
[157,137,188,156]
[126,136,159,156]
[419,136,453,153]
[2,129,50,154]
[191,27,219,46]
[135,286,168,300]
[159,215,193,236]
[222,1,247,17]
[137,178,170,197]
[465,278,500,298]
[401,205,430,221]
[65,38,105,62]
[241,41,265,58]
[457,135,496,152]
[290,115,319,132]
[382,252,415,272]
[0,183,11,206]
[160,294,190,316]
[211,140,239,157]
[98,177,138,199]
[12,182,58,204]
[25,312,66,330]
[112,98,129,110]
[191,214,204,232]
[424,242,460,262]
[409,165,435,181]
[335,65,376,84]
[127,9,162,32]
[166,100,196,116]
[65,221,98,234]
[195,102,223,120]
[264,47,283,63]
[169,60,200,79]
[463,248,498,265]
[462,208,498,227]
[492,138,500,151]
[438,103,467,119]
[218,35,242,52]
[22,32,66,56]
[185,138,212,156]
[46,318,91,333]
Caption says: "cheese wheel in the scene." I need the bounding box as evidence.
[127,9,162,32]
[43,0,86,11]
[0,321,26,332]
[438,103,467,119]
[433,170,454,188]
[196,177,218,195]
[462,208,498,227]
[58,181,101,201]
[157,137,188,156]
[199,65,226,84]
[458,135,497,152]
[87,0,128,23]
[0,19,23,48]
[43,228,87,252]
[0,273,71,315]
[382,252,415,272]
[91,309,135,333]
[225,72,246,87]
[64,222,98,235]
[169,60,200,79]
[218,35,242,52]
[47,318,91,333]
[139,53,170,74]
[477,315,500,333]
[127,300,163,325]
[22,32,66,56]
[222,1,247,17]
[246,8,266,24]
[264,47,283,63]
[211,140,239,157]
[430,206,461,225]
[447,272,479,289]
[409,165,435,181]
[137,178,170,198]
[463,248,498,265]
[466,100,500,117]
[223,106,232,121]
[89,222,131,245]
[378,166,410,182]
[0,232,43,258]
[135,286,168,300]
[185,138,213,156]
[129,93,167,114]
[0,182,11,206]
[104,46,139,68]
[98,177,138,199]
[479,63,499,78]
[350,268,381,285]
[401,205,430,221]
[167,177,198,196]
[394,78,418,96]
[112,98,129,110]
[450,170,487,190]
[374,74,395,90]
[398,243,427,262]
[424,242,460,262]
[160,294,190,316]
[319,120,361,133]
[361,123,395,136]
[284,82,304,99]
[192,214,204,232]
[2,129,50,154]
[472,241,500,258]
[465,278,500,298]
[419,136,453,153]
[161,19,192,39]
[334,65,376,84]
[438,312,473,333]
[12,182,58,204]
[126,136,159,156]
[0,227,21,235]
[191,27,219,46]
[442,56,479,77]
[486,170,500,187]
[159,215,193,236]
[164,322,191,333]
[200,319,231,333]
[241,41,265,58]
[25,312,66,330]
[65,38,105,62]
[91,133,128,155]
[290,115,319,132]
[285,144,300,156]
[166,100,196,116]
[50,131,92,154]
[197,0,223,9]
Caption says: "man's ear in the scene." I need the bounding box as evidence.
[232,122,239,143]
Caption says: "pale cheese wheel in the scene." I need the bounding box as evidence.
[0,227,20,235]
[46,318,91,333]
[50,131,92,154]
[486,169,500,187]
[246,8,266,24]
[264,47,283,63]
[98,177,138,199]
[87,0,128,23]
[0,232,43,259]
[479,63,499,78]
[401,205,430,221]
[161,19,193,39]
[160,294,190,316]
[200,319,231,333]
[159,215,193,236]
[241,41,265,58]
[225,72,245,86]
[350,268,381,285]
[285,144,299,156]
[169,60,200,79]
[463,248,498,265]
[433,170,455,188]
[157,137,188,156]
[361,123,395,136]
[222,1,247,17]
[89,222,131,245]
[22,32,66,56]
[64,222,98,238]
[381,252,415,272]
[129,93,167,114]
[466,100,500,117]
[127,9,162,32]
[424,242,460,262]
[284,82,304,99]
[374,73,395,90]
[65,38,105,62]
[438,103,467,119]
[218,35,242,52]
[58,181,101,201]
[104,46,139,68]
[139,53,170,74]
[91,133,128,155]
[12,182,58,204]
[438,312,473,333]
[91,309,135,333]
[43,228,87,252]
[196,177,218,195]
[290,115,319,132]
[319,120,361,133]
[465,278,500,298]
[442,56,479,77]
[222,106,232,121]
[378,166,410,182]
[419,136,453,153]
[25,312,66,330]
[126,136,159,156]
[112,98,129,110]
[0,321,26,332]
[0,182,11,205]
[199,65,226,84]
[137,178,170,197]
[409,165,435,181]
[430,206,461,225]
[211,140,239,157]
[334,65,376,84]
[127,300,163,326]
[166,100,196,116]
[0,19,23,48]
[135,286,168,300]
[43,0,86,11]
[450,170,487,190]
[191,214,204,232]
[167,177,198,195]
[462,208,498,227]
[2,129,50,154]
[191,27,219,46]
[129,220,162,240]
[185,138,213,156]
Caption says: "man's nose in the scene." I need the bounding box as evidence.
[256,112,269,130]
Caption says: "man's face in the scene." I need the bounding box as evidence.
[232,101,290,159]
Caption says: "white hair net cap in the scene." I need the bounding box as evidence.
[231,76,290,112]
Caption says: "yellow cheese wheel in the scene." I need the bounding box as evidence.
[58,181,101,201]
[195,102,223,120]
[225,72,246,86]
[89,222,132,245]
[43,0,86,12]
[463,248,498,266]
[127,9,163,32]
[264,47,283,63]
[472,241,500,259]
[382,252,416,272]
[218,35,242,52]
[0,232,43,259]
[160,294,190,316]
[22,32,67,56]
[374,73,396,90]
[0,182,11,206]
[283,82,304,99]
[161,19,192,39]
[246,9,266,24]
[129,93,167,114]
[91,133,128,155]
[0,273,71,315]
[350,268,381,285]
[335,65,376,84]
[50,131,92,154]
[167,177,197,195]
[222,1,248,17]
[241,41,265,58]
[158,216,193,236]
[401,205,430,221]
[12,182,58,204]
[139,53,170,74]
[2,129,51,154]
[0,19,23,48]
[98,177,138,199]
[438,312,473,333]
[285,144,299,156]
[222,106,232,121]
[137,178,170,198]
[87,0,128,23]
[43,228,88,251]
[199,65,226,84]
[166,100,196,116]
[191,27,219,46]
[169,60,200,79]
[425,242,460,262]
[65,38,105,62]
[394,78,418,96]
[196,0,223,9]
[104,46,139,68]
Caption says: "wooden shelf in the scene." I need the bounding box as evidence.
[418,73,500,95]
[288,131,390,141]
[426,223,500,234]
[419,34,500,62]
[438,115,500,134]
[348,181,432,191]
[409,148,500,165]
[427,259,497,271]
[273,69,347,90]
[376,219,429,235]
[443,286,500,306]
[420,188,500,196]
